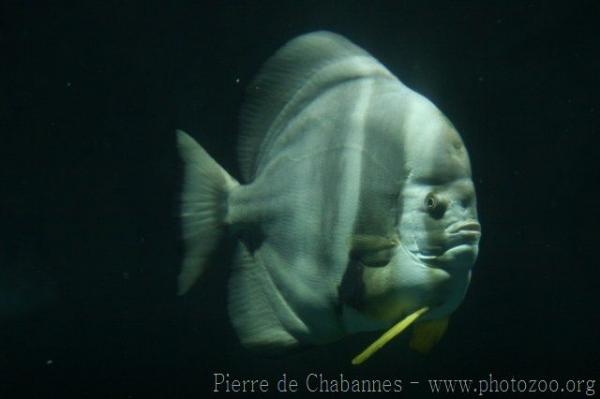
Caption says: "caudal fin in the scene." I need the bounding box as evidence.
[176,130,238,295]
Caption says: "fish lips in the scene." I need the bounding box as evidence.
[417,221,481,268]
[446,220,481,235]
[445,220,481,245]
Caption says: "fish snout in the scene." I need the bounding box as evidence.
[444,220,481,249]
[446,220,481,235]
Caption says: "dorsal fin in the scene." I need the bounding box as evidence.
[238,31,394,182]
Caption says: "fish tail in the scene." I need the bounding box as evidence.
[175,130,239,295]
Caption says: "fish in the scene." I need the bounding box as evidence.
[175,31,480,363]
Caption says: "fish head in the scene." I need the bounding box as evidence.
[395,93,480,320]
[343,91,480,327]
[399,93,480,272]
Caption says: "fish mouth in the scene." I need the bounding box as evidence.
[446,220,481,234]
[445,221,481,246]
[415,221,481,265]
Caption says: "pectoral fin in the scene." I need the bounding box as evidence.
[350,234,398,253]
[409,317,449,354]
[349,234,399,267]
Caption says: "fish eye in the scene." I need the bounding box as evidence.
[424,192,446,219]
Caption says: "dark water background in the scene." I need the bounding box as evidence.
[1,1,599,397]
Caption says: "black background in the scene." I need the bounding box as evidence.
[1,1,599,398]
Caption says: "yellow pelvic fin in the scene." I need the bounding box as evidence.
[409,317,449,354]
[351,307,429,365]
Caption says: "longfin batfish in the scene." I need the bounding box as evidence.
[175,31,481,363]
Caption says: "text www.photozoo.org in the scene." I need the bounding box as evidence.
[212,372,597,396]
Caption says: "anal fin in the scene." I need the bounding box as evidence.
[228,244,299,353]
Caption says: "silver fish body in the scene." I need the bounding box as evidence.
[176,31,480,354]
